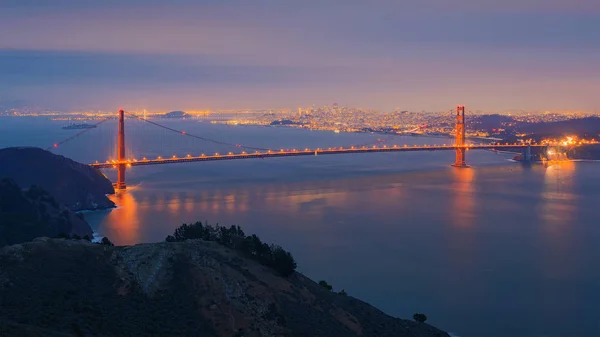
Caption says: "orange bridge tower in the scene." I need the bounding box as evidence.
[452,105,468,168]
[116,108,127,190]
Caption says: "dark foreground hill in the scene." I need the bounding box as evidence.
[0,147,115,211]
[0,238,450,337]
[0,179,92,246]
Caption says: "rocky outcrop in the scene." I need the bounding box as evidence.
[0,147,114,211]
[0,179,92,246]
[0,238,450,337]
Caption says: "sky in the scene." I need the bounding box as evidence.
[1,0,599,112]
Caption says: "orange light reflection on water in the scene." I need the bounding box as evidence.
[449,167,476,229]
[538,157,579,289]
[103,191,141,245]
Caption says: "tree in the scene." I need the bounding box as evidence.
[339,289,347,296]
[82,235,92,242]
[270,245,297,277]
[101,237,114,246]
[166,222,297,278]
[56,232,69,239]
[413,313,427,323]
[318,280,333,291]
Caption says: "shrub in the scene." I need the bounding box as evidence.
[56,232,70,239]
[269,245,297,277]
[101,237,114,246]
[71,234,81,240]
[82,235,92,242]
[339,289,347,296]
[413,313,427,323]
[171,221,212,242]
[318,280,333,291]
[167,222,296,277]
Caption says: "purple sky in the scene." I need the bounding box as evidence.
[1,0,599,112]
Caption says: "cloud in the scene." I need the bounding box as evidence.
[0,1,598,111]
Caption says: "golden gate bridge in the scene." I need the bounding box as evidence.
[49,106,547,190]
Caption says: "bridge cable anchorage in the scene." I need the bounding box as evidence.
[124,112,271,152]
[46,117,111,151]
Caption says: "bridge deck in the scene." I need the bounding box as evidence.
[89,144,545,169]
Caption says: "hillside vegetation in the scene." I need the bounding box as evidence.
[0,179,92,247]
[0,236,450,337]
[0,147,115,211]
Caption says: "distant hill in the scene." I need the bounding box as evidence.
[0,238,450,337]
[270,119,301,126]
[0,179,92,247]
[471,114,516,132]
[159,110,191,118]
[519,117,600,138]
[0,147,115,211]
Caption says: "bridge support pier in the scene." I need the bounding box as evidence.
[521,145,532,162]
[116,108,127,190]
[117,164,126,190]
[451,105,469,168]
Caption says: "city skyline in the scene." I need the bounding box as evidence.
[1,0,599,111]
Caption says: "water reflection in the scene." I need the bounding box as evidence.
[540,161,578,224]
[167,192,181,214]
[450,167,476,229]
[539,161,578,278]
[101,191,141,245]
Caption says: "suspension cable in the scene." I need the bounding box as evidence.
[125,112,271,152]
[46,118,111,151]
